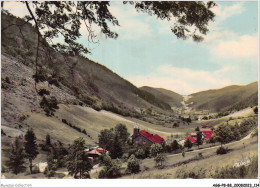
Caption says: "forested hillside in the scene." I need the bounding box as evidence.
[1,11,172,121]
[187,82,258,112]
[140,86,183,108]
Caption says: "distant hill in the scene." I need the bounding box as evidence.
[140,86,183,107]
[187,82,258,112]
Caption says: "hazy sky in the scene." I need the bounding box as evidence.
[4,1,259,95]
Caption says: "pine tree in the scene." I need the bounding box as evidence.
[7,137,26,175]
[195,126,200,131]
[109,134,123,159]
[66,137,92,179]
[45,133,51,146]
[24,128,39,174]
[171,140,179,153]
[196,131,203,149]
[184,139,193,150]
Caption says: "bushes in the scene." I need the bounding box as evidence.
[212,158,258,179]
[173,122,179,128]
[33,71,48,83]
[135,148,145,159]
[61,119,88,136]
[150,144,163,157]
[239,119,257,137]
[2,77,10,89]
[48,77,60,87]
[216,146,229,155]
[1,129,6,136]
[40,96,59,116]
[62,119,68,125]
[126,154,140,174]
[176,167,206,179]
[154,153,166,168]
[98,156,122,178]
[38,88,50,96]
[79,93,96,106]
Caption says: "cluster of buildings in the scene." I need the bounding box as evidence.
[184,125,214,144]
[89,125,214,161]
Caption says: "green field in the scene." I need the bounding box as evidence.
[22,103,233,146]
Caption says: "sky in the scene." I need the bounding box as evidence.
[4,1,259,95]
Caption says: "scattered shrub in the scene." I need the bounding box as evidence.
[173,122,179,128]
[38,88,50,96]
[98,156,121,178]
[48,77,60,87]
[1,77,11,89]
[62,119,68,125]
[216,146,228,155]
[1,129,6,136]
[126,154,140,174]
[5,76,10,84]
[40,96,59,116]
[19,113,29,122]
[82,129,87,135]
[176,167,206,179]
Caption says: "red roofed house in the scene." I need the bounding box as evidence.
[132,126,165,147]
[185,136,196,143]
[202,130,213,140]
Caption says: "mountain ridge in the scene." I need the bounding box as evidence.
[187,81,258,112]
[140,86,183,108]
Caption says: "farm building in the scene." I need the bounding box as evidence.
[87,147,107,160]
[184,126,214,144]
[202,130,213,140]
[185,136,196,143]
[132,126,165,147]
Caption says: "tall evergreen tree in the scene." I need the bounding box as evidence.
[66,137,92,179]
[196,131,203,149]
[184,139,193,150]
[45,133,51,146]
[171,140,179,153]
[109,134,123,159]
[7,137,26,175]
[115,124,129,144]
[24,128,39,174]
[98,129,115,150]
